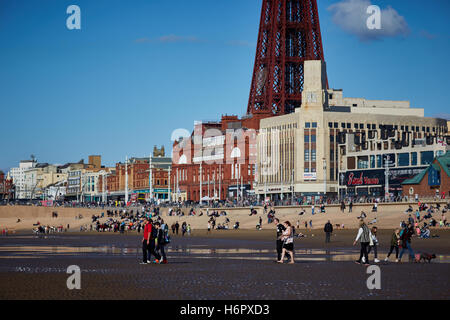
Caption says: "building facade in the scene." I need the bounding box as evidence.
[402,151,450,198]
[8,160,36,199]
[171,118,258,202]
[98,147,172,202]
[255,60,449,200]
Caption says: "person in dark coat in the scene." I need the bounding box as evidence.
[324,220,333,243]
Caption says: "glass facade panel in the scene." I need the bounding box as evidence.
[421,151,434,165]
[411,152,417,166]
[397,153,409,167]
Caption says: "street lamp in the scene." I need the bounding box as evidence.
[323,158,327,197]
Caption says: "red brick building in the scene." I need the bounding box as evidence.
[99,153,172,201]
[402,151,450,198]
[0,171,13,200]
[171,115,260,202]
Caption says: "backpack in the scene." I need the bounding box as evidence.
[164,226,171,244]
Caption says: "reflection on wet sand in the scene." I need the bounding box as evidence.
[0,244,449,263]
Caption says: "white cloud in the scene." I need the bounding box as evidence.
[328,0,409,41]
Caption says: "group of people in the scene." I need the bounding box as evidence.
[353,221,418,265]
[141,217,170,264]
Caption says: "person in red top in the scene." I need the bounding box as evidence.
[141,218,161,264]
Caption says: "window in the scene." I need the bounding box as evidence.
[311,168,316,172]
[397,153,410,167]
[421,151,434,165]
[376,155,382,168]
[304,150,310,161]
[370,155,375,168]
[348,157,356,170]
[312,122,317,128]
[304,168,310,173]
[328,122,332,128]
[304,135,310,143]
[311,135,316,143]
[357,156,369,169]
[311,150,316,162]
[346,123,351,129]
[334,122,338,128]
[305,122,311,128]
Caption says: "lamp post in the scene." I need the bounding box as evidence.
[323,158,327,197]
[125,157,129,205]
[168,166,171,202]
[291,169,294,206]
[199,162,203,206]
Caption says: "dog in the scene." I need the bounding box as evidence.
[415,253,436,263]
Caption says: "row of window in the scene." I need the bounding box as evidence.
[351,151,435,170]
[328,122,444,133]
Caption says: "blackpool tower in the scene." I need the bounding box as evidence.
[247,0,327,117]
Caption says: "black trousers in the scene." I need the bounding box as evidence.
[143,240,161,262]
[358,242,370,264]
[325,232,331,243]
[387,245,399,259]
[276,240,283,261]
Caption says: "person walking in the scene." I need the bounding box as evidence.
[155,222,168,264]
[398,223,415,262]
[275,218,286,262]
[278,221,295,264]
[175,221,179,235]
[141,218,152,264]
[353,220,372,266]
[324,220,333,243]
[367,226,380,263]
[181,222,187,236]
[385,228,400,262]
[349,201,353,213]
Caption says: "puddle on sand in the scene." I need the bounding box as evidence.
[0,245,449,263]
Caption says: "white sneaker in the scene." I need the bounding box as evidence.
[374,258,380,263]
[384,257,389,262]
[361,257,366,263]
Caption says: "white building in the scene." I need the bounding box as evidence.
[9,160,36,199]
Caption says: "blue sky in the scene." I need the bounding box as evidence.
[1,0,449,172]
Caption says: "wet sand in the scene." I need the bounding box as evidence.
[0,230,449,300]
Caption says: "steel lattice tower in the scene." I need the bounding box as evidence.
[247,0,327,117]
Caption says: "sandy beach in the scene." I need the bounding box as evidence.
[0,202,448,234]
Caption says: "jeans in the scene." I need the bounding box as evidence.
[399,241,415,261]
[159,244,167,261]
[367,244,378,258]
[143,240,161,262]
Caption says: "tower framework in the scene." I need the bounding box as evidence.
[247,0,327,116]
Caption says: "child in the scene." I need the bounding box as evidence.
[385,229,400,262]
[367,226,380,263]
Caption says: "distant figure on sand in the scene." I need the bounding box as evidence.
[324,220,333,243]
